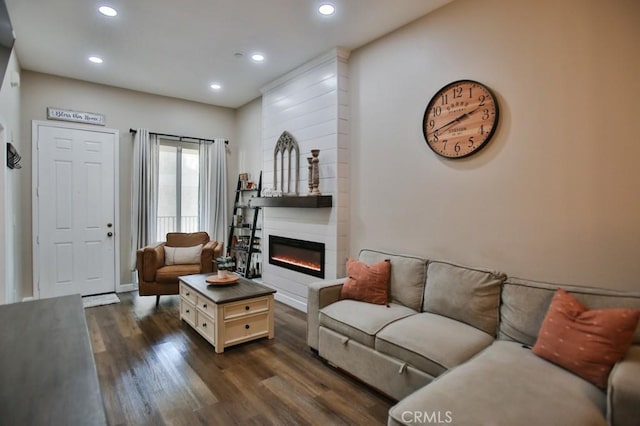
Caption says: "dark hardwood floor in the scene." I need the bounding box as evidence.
[85,291,393,425]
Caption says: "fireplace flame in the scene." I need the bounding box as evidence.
[271,255,321,272]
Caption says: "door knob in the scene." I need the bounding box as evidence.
[107,232,113,237]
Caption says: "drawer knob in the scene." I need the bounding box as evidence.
[245,306,250,311]
[245,324,250,330]
[203,303,208,308]
[202,323,207,327]
[186,292,190,296]
[186,309,190,313]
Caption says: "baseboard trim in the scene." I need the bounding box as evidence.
[274,292,307,313]
[239,278,308,312]
[117,283,136,293]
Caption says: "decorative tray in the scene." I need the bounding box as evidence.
[206,274,240,285]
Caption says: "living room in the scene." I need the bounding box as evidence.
[0,0,639,425]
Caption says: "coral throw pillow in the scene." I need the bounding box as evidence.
[340,259,391,305]
[532,289,640,388]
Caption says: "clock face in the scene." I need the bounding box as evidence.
[423,80,499,159]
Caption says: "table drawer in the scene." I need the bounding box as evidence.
[224,312,270,345]
[180,283,198,305]
[195,311,215,344]
[180,298,196,326]
[223,297,270,320]
[197,298,216,319]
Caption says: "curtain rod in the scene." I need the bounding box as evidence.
[129,128,228,145]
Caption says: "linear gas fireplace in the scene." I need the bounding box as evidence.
[269,235,325,279]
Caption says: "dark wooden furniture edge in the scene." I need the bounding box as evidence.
[179,274,276,304]
[0,294,107,425]
[250,195,332,208]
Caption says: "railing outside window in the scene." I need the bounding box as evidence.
[157,216,198,241]
[157,138,200,241]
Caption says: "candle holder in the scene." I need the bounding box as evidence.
[311,149,321,195]
[307,157,313,194]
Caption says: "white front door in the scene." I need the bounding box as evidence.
[33,121,119,298]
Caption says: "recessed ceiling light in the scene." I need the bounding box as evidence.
[98,6,117,17]
[251,53,265,62]
[318,3,335,15]
[88,56,103,64]
[210,83,222,90]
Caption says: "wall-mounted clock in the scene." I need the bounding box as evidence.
[422,80,499,159]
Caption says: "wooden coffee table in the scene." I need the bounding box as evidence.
[178,274,276,353]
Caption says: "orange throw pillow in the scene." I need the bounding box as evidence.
[340,259,391,305]
[532,289,640,388]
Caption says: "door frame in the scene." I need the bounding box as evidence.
[0,118,7,304]
[32,120,120,299]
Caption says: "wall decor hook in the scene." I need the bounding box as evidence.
[6,142,21,169]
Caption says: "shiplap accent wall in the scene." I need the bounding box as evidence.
[260,48,350,312]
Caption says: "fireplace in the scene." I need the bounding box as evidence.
[269,236,325,279]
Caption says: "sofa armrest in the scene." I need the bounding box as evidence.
[307,278,346,350]
[137,242,166,283]
[607,345,640,426]
[201,240,223,273]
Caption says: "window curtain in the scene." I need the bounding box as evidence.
[199,139,228,244]
[130,129,159,270]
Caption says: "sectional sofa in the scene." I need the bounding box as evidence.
[307,249,640,426]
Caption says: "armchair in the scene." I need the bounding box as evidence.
[136,232,224,306]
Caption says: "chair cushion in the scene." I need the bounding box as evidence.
[319,300,416,347]
[359,249,427,311]
[164,244,203,265]
[376,312,494,377]
[423,261,505,336]
[388,341,607,426]
[155,264,201,283]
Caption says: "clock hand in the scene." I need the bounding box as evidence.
[427,114,465,136]
[426,106,482,136]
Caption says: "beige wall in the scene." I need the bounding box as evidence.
[0,49,22,303]
[348,0,640,291]
[21,71,237,295]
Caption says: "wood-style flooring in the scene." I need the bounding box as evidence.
[85,291,393,425]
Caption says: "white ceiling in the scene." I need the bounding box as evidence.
[6,0,452,109]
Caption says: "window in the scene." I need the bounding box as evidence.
[157,140,200,240]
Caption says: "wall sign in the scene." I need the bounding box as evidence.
[47,107,106,126]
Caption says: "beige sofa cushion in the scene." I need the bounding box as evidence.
[500,278,640,346]
[359,249,427,311]
[319,300,416,347]
[608,346,640,426]
[422,261,506,335]
[388,341,607,426]
[375,312,494,378]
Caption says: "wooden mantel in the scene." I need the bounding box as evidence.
[250,195,332,208]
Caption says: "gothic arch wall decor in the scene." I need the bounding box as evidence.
[273,130,299,195]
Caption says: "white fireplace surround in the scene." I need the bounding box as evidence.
[259,48,350,312]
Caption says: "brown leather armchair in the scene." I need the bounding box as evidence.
[136,232,224,306]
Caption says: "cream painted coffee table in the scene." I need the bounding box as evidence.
[179,274,276,353]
